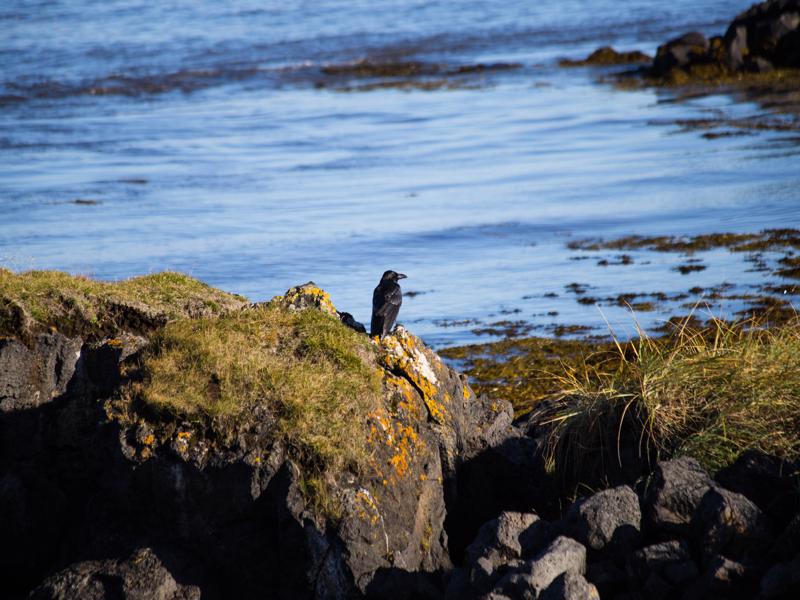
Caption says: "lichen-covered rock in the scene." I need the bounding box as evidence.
[561,485,641,557]
[29,547,201,600]
[643,456,716,536]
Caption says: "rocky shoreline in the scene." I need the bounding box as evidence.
[562,0,800,120]
[1,271,798,599]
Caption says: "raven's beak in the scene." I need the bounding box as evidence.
[397,273,408,279]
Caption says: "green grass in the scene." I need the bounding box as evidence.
[133,303,383,514]
[545,317,800,484]
[0,269,247,338]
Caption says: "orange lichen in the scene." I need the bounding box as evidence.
[142,433,155,446]
[367,407,424,484]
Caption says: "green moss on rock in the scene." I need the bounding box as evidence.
[0,269,247,340]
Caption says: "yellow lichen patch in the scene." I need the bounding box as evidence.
[274,282,338,316]
[177,431,191,440]
[377,328,451,425]
[354,488,381,526]
[367,408,425,485]
[142,433,155,446]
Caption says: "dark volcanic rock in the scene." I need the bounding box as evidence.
[561,485,641,557]
[540,572,600,600]
[643,456,716,536]
[492,536,587,600]
[725,0,800,68]
[447,511,554,599]
[627,540,698,587]
[464,512,550,567]
[692,487,773,564]
[760,553,800,598]
[0,333,82,412]
[684,554,754,600]
[715,449,800,528]
[653,32,710,75]
[29,547,202,600]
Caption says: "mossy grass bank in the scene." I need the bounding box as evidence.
[129,302,383,514]
[0,269,246,339]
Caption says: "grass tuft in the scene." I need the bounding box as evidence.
[133,303,383,515]
[546,317,800,486]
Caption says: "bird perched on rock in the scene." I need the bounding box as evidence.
[371,270,407,338]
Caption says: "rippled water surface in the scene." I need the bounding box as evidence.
[2,0,799,345]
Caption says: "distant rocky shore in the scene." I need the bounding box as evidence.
[564,0,800,87]
[2,270,799,599]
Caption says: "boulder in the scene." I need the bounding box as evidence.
[724,0,800,68]
[448,512,554,599]
[464,512,550,567]
[493,536,587,599]
[770,511,800,561]
[0,332,82,412]
[561,485,641,557]
[643,456,716,536]
[29,547,202,600]
[715,450,800,528]
[653,32,710,75]
[684,555,754,600]
[540,572,600,600]
[627,540,697,586]
[760,553,800,598]
[692,487,773,564]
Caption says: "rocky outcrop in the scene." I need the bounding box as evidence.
[0,280,512,599]
[29,548,202,600]
[562,1,800,85]
[650,0,800,79]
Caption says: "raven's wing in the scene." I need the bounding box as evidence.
[380,301,401,337]
[376,285,402,316]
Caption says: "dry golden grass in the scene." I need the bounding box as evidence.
[545,316,800,482]
[136,303,383,513]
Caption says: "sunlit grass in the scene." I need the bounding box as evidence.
[0,268,246,337]
[545,315,800,484]
[133,304,383,514]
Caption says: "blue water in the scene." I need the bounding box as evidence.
[2,0,799,346]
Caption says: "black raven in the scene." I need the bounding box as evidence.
[371,270,407,338]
